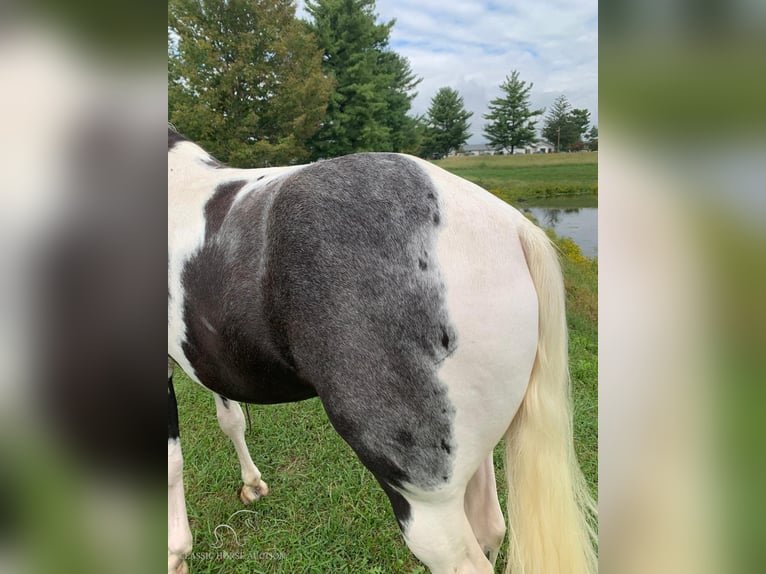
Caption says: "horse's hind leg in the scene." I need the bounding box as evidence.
[464,454,506,565]
[401,488,494,574]
[213,394,269,504]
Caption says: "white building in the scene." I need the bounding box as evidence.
[456,141,555,156]
[527,141,555,154]
[456,144,497,156]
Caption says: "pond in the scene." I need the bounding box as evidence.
[518,196,598,258]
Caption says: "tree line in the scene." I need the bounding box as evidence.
[425,77,597,157]
[168,0,596,167]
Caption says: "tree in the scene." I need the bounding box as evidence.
[482,70,544,154]
[396,114,428,157]
[542,95,578,152]
[377,50,423,153]
[168,0,331,167]
[540,96,595,152]
[304,0,420,158]
[423,87,473,157]
[569,108,591,144]
[587,125,598,151]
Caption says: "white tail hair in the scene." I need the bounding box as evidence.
[504,218,597,574]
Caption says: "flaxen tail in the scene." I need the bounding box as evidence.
[504,217,597,574]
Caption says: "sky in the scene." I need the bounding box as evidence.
[296,0,597,144]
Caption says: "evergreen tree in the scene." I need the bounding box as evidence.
[541,95,580,152]
[423,87,473,157]
[168,0,331,167]
[378,50,422,153]
[396,114,428,157]
[569,108,591,145]
[305,0,420,157]
[587,125,598,151]
[482,70,544,154]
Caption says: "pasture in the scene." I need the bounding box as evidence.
[174,162,598,573]
[435,152,598,203]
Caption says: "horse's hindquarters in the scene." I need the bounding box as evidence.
[426,159,539,484]
[375,160,540,574]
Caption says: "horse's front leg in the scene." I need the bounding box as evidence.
[168,360,192,574]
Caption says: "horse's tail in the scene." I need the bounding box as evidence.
[503,217,597,574]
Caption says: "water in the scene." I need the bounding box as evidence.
[520,205,598,258]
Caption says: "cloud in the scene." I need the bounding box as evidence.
[297,0,597,143]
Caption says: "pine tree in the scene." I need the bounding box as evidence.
[304,0,420,158]
[424,87,473,157]
[541,95,580,152]
[482,71,544,154]
[587,125,598,151]
[168,0,331,167]
[378,50,422,153]
[569,108,591,147]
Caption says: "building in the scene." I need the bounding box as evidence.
[456,141,555,156]
[456,144,497,156]
[526,141,555,154]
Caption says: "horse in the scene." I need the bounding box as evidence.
[167,127,597,574]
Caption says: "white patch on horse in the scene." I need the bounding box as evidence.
[414,156,538,480]
[200,316,216,334]
[168,141,221,382]
[385,157,539,572]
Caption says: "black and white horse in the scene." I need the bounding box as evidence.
[168,127,596,574]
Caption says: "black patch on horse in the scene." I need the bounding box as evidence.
[181,178,318,404]
[376,477,412,531]
[205,180,246,238]
[180,153,457,491]
[168,379,179,440]
[168,127,186,150]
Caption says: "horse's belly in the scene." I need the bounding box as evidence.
[174,337,318,404]
[196,357,318,404]
[168,260,317,404]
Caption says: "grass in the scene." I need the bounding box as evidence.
[177,385,422,573]
[434,152,598,203]
[556,236,599,495]
[175,163,598,572]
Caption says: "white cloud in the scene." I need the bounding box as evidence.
[296,0,597,143]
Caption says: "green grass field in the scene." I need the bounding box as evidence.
[175,158,598,572]
[435,152,598,203]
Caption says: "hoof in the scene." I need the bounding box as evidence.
[168,555,188,574]
[238,480,269,504]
